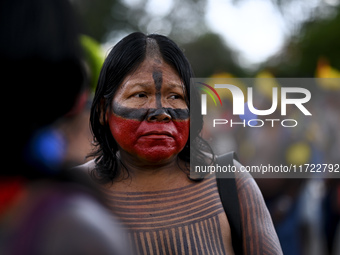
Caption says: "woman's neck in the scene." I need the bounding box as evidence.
[109,152,191,192]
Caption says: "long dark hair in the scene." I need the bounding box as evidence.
[89,32,213,183]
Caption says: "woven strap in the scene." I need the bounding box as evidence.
[216,152,243,255]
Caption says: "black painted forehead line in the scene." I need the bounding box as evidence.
[146,38,186,93]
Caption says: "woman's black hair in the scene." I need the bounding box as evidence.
[89,32,213,183]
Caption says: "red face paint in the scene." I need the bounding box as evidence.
[108,109,189,163]
[108,59,190,163]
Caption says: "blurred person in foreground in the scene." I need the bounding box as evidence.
[0,0,129,254]
[78,32,283,254]
[55,35,105,167]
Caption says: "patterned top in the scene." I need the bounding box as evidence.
[100,177,235,255]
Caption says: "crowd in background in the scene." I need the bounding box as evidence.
[200,73,340,255]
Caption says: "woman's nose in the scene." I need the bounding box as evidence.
[146,108,172,122]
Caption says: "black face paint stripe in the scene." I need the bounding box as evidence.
[112,102,189,121]
[152,71,163,109]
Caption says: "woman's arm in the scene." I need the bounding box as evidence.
[234,160,283,255]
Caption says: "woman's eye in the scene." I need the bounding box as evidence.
[169,94,183,100]
[134,93,147,98]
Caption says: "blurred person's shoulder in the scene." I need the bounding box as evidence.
[0,178,130,255]
[36,180,130,255]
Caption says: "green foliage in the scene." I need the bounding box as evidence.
[72,0,340,78]
[267,4,340,77]
[80,35,105,91]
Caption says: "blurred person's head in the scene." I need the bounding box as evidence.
[0,0,86,177]
[89,32,212,183]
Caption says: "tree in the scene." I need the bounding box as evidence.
[265,3,340,77]
[182,33,247,77]
[72,0,208,44]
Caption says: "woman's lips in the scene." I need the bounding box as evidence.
[141,130,173,136]
[140,131,173,139]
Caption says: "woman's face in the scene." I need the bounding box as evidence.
[107,56,190,164]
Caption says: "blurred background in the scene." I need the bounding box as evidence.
[67,0,340,254]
